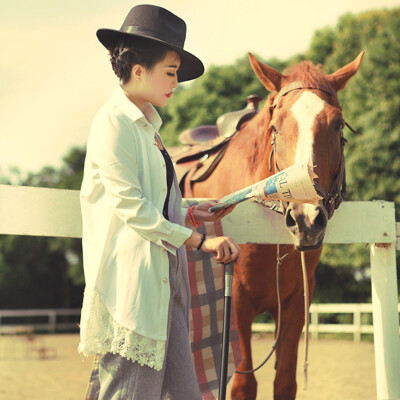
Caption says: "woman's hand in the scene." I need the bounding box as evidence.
[185,231,241,264]
[192,201,235,222]
[202,235,241,264]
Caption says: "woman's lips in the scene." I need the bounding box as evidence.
[166,92,173,98]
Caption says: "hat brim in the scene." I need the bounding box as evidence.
[97,29,204,82]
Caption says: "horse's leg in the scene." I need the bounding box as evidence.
[273,274,316,400]
[230,272,258,400]
[273,301,303,399]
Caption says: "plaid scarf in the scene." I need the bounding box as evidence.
[84,217,241,400]
[187,218,241,399]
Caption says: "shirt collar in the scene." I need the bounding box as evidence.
[112,86,163,131]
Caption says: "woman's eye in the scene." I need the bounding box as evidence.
[167,72,175,77]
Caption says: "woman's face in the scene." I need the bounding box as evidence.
[131,50,181,110]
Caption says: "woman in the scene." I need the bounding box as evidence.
[78,5,240,399]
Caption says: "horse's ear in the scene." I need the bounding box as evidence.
[248,53,283,92]
[327,51,365,92]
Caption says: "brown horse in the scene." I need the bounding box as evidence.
[184,52,364,399]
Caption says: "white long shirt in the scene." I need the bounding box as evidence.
[78,86,193,370]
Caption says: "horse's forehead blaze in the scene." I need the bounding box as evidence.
[289,91,325,165]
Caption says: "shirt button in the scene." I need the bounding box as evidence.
[162,163,166,167]
[162,187,167,191]
[163,278,168,283]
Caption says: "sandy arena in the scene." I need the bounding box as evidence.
[0,333,376,399]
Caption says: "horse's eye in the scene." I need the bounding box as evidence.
[334,120,344,132]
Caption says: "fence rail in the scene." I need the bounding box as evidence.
[252,303,400,343]
[0,185,399,399]
[1,304,399,342]
[0,309,81,334]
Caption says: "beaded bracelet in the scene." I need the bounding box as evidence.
[188,205,203,228]
[197,233,206,251]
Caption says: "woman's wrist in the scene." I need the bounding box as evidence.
[187,205,203,228]
[196,233,206,251]
[185,231,206,250]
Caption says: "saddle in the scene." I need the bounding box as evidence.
[172,95,262,196]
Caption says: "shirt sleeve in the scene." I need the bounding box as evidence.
[92,113,193,252]
[181,207,191,228]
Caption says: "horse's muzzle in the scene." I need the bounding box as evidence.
[284,202,328,250]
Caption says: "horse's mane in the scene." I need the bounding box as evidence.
[282,61,331,88]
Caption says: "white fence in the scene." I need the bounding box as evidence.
[253,303,400,343]
[2,304,399,343]
[0,309,80,334]
[0,184,399,399]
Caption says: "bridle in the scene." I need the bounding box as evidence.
[268,81,350,219]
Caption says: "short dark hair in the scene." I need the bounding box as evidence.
[110,39,172,84]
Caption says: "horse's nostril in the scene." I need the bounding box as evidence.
[314,209,327,230]
[285,209,296,228]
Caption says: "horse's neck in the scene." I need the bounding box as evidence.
[191,101,274,198]
[231,104,273,182]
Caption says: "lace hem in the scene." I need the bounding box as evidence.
[79,290,166,371]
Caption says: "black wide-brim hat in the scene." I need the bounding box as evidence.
[97,4,204,82]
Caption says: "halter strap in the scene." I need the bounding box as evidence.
[269,82,346,219]
[273,81,338,108]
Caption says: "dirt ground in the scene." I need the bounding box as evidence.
[0,333,376,400]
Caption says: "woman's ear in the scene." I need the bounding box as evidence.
[131,64,144,82]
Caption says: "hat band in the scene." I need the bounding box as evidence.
[122,25,184,49]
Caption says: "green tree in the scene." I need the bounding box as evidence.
[0,147,86,309]
[306,9,400,297]
[24,146,85,190]
[157,55,286,146]
[0,235,82,308]
[156,8,400,301]
[306,26,336,65]
[314,10,400,279]
[1,8,399,308]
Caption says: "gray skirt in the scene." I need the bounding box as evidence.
[86,252,202,400]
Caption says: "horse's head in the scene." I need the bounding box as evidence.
[249,52,364,251]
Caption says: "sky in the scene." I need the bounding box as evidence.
[1,0,399,178]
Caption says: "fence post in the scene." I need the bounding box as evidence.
[49,311,57,333]
[354,305,361,343]
[370,243,400,400]
[311,306,319,340]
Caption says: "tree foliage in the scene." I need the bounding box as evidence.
[0,147,85,309]
[1,8,399,308]
[157,55,286,146]
[305,9,400,284]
